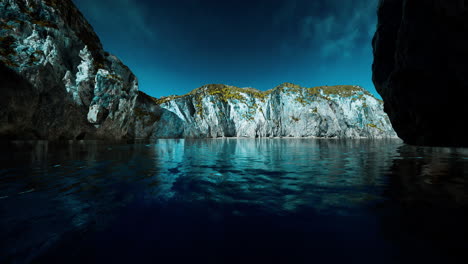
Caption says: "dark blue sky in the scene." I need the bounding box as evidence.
[73,0,379,98]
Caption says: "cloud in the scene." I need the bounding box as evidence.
[298,0,378,58]
[74,0,156,41]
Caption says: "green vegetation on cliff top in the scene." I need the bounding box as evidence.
[145,83,374,118]
[152,83,372,105]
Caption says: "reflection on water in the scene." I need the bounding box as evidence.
[387,145,468,207]
[0,139,467,263]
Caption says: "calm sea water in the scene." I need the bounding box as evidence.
[0,139,467,263]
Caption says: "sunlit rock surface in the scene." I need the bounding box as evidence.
[138,83,397,139]
[0,0,138,140]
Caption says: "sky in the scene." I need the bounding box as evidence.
[73,0,380,98]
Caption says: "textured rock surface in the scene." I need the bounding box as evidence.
[0,0,138,140]
[0,0,397,141]
[372,0,468,147]
[140,83,397,139]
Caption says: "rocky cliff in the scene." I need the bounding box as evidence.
[136,83,397,139]
[0,0,138,140]
[372,0,468,147]
[1,0,396,141]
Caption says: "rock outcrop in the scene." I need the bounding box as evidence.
[372,0,468,147]
[136,83,397,139]
[0,0,397,141]
[0,0,138,140]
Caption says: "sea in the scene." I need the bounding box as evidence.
[1,139,467,263]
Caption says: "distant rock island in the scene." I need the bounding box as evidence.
[0,0,396,140]
[136,84,396,139]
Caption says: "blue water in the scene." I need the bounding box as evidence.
[0,139,467,263]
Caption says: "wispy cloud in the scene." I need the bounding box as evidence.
[74,0,156,41]
[298,0,378,58]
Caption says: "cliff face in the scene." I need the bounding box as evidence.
[0,0,139,140]
[0,0,397,141]
[372,0,468,147]
[138,83,397,139]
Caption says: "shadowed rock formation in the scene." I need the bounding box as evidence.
[0,0,139,140]
[373,0,468,147]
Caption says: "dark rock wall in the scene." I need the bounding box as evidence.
[0,62,94,140]
[373,0,468,147]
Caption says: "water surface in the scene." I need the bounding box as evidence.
[0,139,467,263]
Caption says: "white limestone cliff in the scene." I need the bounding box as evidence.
[135,84,397,139]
